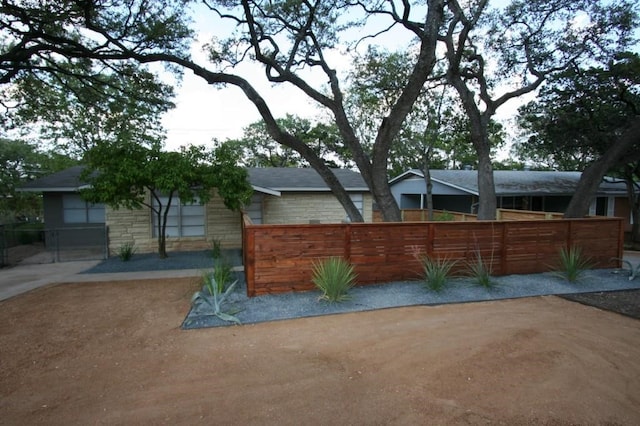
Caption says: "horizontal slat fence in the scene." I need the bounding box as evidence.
[242,215,624,296]
[373,208,567,222]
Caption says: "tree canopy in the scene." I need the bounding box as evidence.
[81,142,252,258]
[0,138,77,222]
[441,0,638,218]
[1,0,638,222]
[221,114,346,168]
[516,52,640,219]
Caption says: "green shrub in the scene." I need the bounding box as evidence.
[434,211,455,221]
[312,257,357,302]
[210,238,222,259]
[117,242,136,261]
[555,246,592,283]
[421,256,456,292]
[467,251,494,288]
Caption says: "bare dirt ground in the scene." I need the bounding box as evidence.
[1,277,640,425]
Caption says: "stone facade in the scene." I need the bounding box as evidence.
[262,192,372,224]
[106,190,372,255]
[106,190,243,256]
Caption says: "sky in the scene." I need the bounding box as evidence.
[159,2,525,154]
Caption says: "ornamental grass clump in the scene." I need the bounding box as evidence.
[467,251,494,289]
[117,242,136,261]
[212,258,234,293]
[312,257,357,302]
[555,246,593,283]
[421,256,456,292]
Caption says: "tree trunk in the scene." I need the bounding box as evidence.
[564,119,640,218]
[423,149,434,221]
[475,143,497,220]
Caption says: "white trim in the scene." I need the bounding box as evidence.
[251,185,281,196]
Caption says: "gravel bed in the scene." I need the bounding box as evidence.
[80,250,640,329]
[182,268,640,329]
[82,249,242,273]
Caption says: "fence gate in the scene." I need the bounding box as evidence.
[45,226,108,263]
[0,224,107,267]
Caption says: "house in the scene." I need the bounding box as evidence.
[389,169,631,224]
[20,166,372,255]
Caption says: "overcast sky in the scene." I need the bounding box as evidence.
[160,3,524,155]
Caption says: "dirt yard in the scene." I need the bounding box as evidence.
[1,277,639,425]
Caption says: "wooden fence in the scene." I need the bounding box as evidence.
[242,215,624,296]
[373,208,566,222]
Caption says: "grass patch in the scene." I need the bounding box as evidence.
[312,257,357,302]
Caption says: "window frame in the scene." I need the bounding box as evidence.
[62,194,105,224]
[151,194,206,238]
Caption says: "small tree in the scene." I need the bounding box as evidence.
[81,142,252,258]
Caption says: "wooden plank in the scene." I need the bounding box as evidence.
[243,216,625,296]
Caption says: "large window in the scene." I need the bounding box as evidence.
[350,193,364,217]
[151,195,205,237]
[62,194,105,224]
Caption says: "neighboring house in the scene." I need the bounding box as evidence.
[20,166,372,255]
[390,169,632,225]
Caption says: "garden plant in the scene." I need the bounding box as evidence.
[191,272,241,325]
[467,251,494,289]
[117,242,136,261]
[421,255,457,292]
[555,246,593,283]
[312,257,357,302]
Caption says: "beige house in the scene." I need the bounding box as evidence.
[21,166,372,255]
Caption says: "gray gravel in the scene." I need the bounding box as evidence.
[82,249,242,273]
[80,250,640,329]
[182,267,640,329]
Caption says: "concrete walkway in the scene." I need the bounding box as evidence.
[0,260,203,302]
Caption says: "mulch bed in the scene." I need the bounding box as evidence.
[560,289,640,320]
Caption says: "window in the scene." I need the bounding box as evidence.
[62,194,105,224]
[247,194,263,224]
[350,193,364,217]
[151,195,205,237]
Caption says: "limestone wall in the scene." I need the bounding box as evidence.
[262,192,372,224]
[106,190,244,256]
[106,190,372,256]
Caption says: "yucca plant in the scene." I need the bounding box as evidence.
[421,256,457,292]
[467,251,494,288]
[210,238,222,259]
[117,242,136,261]
[212,258,234,293]
[555,246,592,283]
[191,274,241,325]
[312,257,357,302]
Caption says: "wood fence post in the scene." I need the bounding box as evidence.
[243,219,256,297]
[500,222,507,275]
[344,223,351,262]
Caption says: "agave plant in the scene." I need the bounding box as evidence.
[191,274,241,325]
[611,257,640,281]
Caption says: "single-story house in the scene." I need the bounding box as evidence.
[20,166,372,255]
[390,169,632,223]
